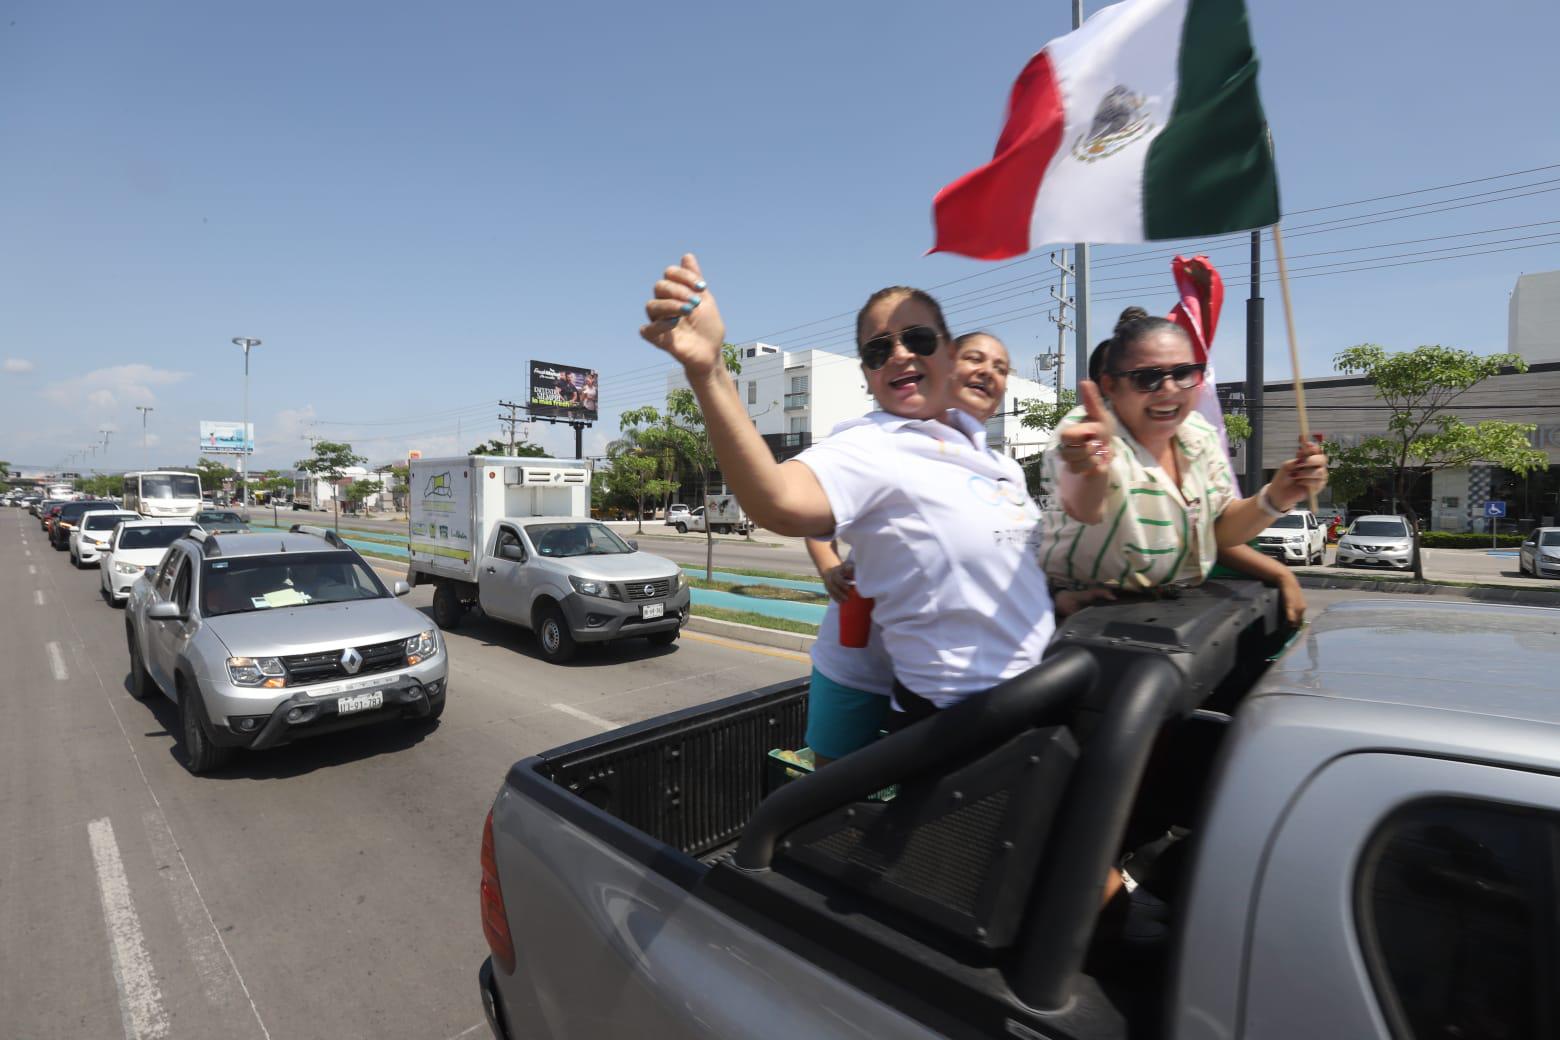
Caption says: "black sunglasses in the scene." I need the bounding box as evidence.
[859,325,942,371]
[1108,362,1207,393]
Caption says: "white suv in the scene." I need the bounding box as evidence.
[71,508,139,568]
[101,519,199,604]
[1255,509,1326,566]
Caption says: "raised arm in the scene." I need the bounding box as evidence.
[640,254,835,537]
[1214,437,1330,548]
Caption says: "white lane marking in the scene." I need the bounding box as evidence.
[442,1023,488,1040]
[550,702,616,731]
[140,810,237,1009]
[28,564,36,575]
[24,548,31,556]
[35,589,45,606]
[47,641,68,681]
[88,817,172,1040]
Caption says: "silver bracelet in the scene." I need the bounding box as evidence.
[1257,483,1286,518]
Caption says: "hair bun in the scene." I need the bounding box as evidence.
[1114,306,1150,338]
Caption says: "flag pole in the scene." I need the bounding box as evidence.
[1269,222,1318,513]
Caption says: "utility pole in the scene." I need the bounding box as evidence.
[1244,230,1265,495]
[1047,248,1075,396]
[136,406,153,467]
[1071,0,1090,388]
[100,429,112,454]
[232,337,262,506]
[498,400,523,455]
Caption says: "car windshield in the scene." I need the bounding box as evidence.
[199,511,245,524]
[1351,520,1408,537]
[201,552,388,617]
[529,522,632,557]
[85,513,132,531]
[1269,514,1304,529]
[118,525,196,550]
[143,474,201,499]
[1540,532,1560,547]
[61,501,113,520]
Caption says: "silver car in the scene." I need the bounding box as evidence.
[125,526,448,773]
[1335,514,1413,570]
[1518,526,1560,579]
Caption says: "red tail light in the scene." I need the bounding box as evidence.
[481,808,516,975]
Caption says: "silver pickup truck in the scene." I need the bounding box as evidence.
[477,584,1560,1039]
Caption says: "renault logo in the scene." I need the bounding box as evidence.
[340,647,363,675]
[643,584,655,597]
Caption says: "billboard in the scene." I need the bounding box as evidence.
[528,360,598,422]
[198,420,255,455]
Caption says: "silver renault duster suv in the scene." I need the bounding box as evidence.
[125,526,448,773]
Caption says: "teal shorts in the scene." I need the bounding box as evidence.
[804,667,890,761]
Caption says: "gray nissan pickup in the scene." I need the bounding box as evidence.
[477,583,1560,1039]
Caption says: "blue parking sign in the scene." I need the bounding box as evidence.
[1485,500,1507,518]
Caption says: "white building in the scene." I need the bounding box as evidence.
[669,341,1056,463]
[292,466,393,512]
[1509,270,1560,364]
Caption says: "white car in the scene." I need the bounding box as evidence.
[99,519,199,604]
[1335,514,1414,570]
[1255,509,1326,565]
[70,509,139,568]
[664,504,691,526]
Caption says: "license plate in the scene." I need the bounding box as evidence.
[641,603,665,620]
[337,691,383,715]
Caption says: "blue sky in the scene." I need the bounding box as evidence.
[3,0,1558,474]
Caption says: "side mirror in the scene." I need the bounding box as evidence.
[392,580,411,597]
[499,543,524,562]
[146,601,183,622]
[628,539,639,551]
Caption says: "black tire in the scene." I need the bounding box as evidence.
[647,628,679,647]
[126,625,157,702]
[178,683,232,774]
[423,693,446,722]
[432,584,464,631]
[675,523,688,534]
[535,605,577,664]
[70,548,80,568]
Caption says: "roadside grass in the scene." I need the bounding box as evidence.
[686,575,827,604]
[691,605,820,635]
[684,563,819,582]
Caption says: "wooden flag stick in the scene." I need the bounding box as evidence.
[1269,223,1319,514]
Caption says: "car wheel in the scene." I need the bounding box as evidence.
[1519,556,1529,575]
[178,682,232,774]
[432,584,464,631]
[126,626,155,702]
[647,629,678,647]
[423,693,446,722]
[675,523,688,534]
[536,605,577,664]
[70,548,80,568]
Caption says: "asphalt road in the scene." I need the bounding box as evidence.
[0,508,809,1040]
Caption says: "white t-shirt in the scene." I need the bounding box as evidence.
[809,561,894,696]
[796,409,1055,707]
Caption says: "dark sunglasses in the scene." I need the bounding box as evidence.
[859,325,942,371]
[1109,362,1207,393]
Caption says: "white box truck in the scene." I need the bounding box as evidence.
[406,456,690,663]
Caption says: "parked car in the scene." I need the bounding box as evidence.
[1518,526,1560,578]
[1253,509,1326,565]
[124,525,447,773]
[38,500,66,529]
[1335,514,1414,570]
[100,519,199,605]
[70,508,139,567]
[48,499,117,549]
[195,508,252,533]
[663,503,691,526]
[479,587,1560,1040]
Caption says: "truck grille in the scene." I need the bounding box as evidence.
[282,638,407,683]
[624,578,673,601]
[1257,535,1283,545]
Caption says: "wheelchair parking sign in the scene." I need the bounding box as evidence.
[1484,500,1507,519]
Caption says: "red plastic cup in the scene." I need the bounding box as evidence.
[839,586,875,648]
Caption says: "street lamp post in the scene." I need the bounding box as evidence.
[136,406,153,467]
[232,337,262,506]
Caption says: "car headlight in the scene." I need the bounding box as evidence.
[569,576,620,599]
[114,561,144,575]
[672,571,684,592]
[227,656,287,688]
[405,630,439,665]
[1286,534,1305,543]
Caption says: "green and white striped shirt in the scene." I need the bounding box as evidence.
[1038,407,1236,589]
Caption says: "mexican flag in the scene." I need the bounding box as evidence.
[931,0,1279,260]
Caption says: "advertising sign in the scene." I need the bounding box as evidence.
[528,360,598,422]
[198,420,255,455]
[408,460,474,567]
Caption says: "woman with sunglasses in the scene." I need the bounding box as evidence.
[1039,307,1328,592]
[640,255,1055,719]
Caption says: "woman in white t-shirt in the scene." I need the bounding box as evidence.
[639,255,1054,715]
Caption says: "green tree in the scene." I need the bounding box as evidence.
[1325,344,1547,579]
[256,470,295,526]
[468,438,548,457]
[1223,413,1252,444]
[385,464,410,512]
[604,454,668,532]
[344,479,379,514]
[194,458,235,497]
[1018,388,1077,500]
[295,440,367,532]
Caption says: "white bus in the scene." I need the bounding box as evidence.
[123,471,203,519]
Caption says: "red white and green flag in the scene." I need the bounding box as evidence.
[931,0,1279,259]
